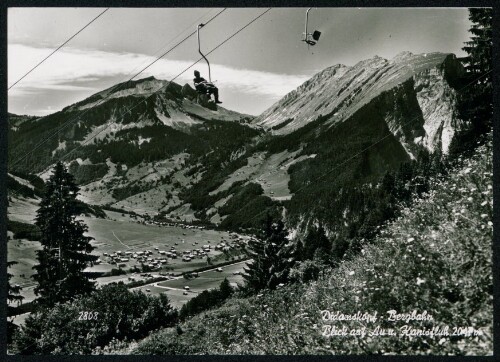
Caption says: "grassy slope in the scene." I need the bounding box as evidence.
[132,135,493,355]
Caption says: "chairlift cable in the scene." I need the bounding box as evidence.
[8,8,110,91]
[57,8,273,165]
[9,8,227,171]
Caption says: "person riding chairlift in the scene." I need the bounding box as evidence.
[193,70,222,104]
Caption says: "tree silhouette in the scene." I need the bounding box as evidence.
[462,8,492,82]
[243,215,294,292]
[33,162,97,308]
[450,8,492,156]
[303,224,331,262]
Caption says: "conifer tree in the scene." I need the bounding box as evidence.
[7,261,24,312]
[32,162,97,307]
[450,8,492,156]
[219,278,234,300]
[293,238,305,262]
[462,8,492,82]
[7,260,24,343]
[243,215,294,292]
[303,224,331,262]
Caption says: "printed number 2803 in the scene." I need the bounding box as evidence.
[78,311,99,320]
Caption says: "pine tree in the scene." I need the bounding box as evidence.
[32,162,97,308]
[461,8,492,82]
[7,261,24,311]
[293,238,305,262]
[7,257,24,344]
[219,278,234,300]
[243,215,294,292]
[303,224,331,262]
[243,235,266,292]
[450,8,492,156]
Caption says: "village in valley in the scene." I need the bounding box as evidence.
[8,204,255,315]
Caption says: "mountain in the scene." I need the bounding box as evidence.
[8,52,469,234]
[8,76,259,217]
[8,76,255,173]
[65,76,252,130]
[253,52,465,157]
[180,52,469,233]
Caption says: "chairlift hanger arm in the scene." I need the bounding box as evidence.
[197,23,211,82]
[304,7,312,41]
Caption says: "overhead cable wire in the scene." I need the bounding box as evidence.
[8,8,110,91]
[9,8,227,171]
[57,8,273,165]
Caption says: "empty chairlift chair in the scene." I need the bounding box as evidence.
[302,8,321,47]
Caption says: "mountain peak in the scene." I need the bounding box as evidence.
[139,75,157,81]
[68,76,173,111]
[253,51,464,156]
[392,51,414,62]
[355,55,389,68]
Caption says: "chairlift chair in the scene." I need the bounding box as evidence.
[302,8,321,47]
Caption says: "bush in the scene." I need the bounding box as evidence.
[74,201,106,218]
[13,283,178,354]
[289,259,321,283]
[179,279,233,321]
[110,268,127,276]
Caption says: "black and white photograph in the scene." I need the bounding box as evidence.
[4,3,495,356]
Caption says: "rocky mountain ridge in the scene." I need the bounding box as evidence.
[253,51,466,157]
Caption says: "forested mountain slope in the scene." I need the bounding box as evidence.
[133,133,493,355]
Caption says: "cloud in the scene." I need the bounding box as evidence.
[34,108,58,115]
[8,43,309,100]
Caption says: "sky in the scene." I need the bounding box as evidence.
[8,7,472,117]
